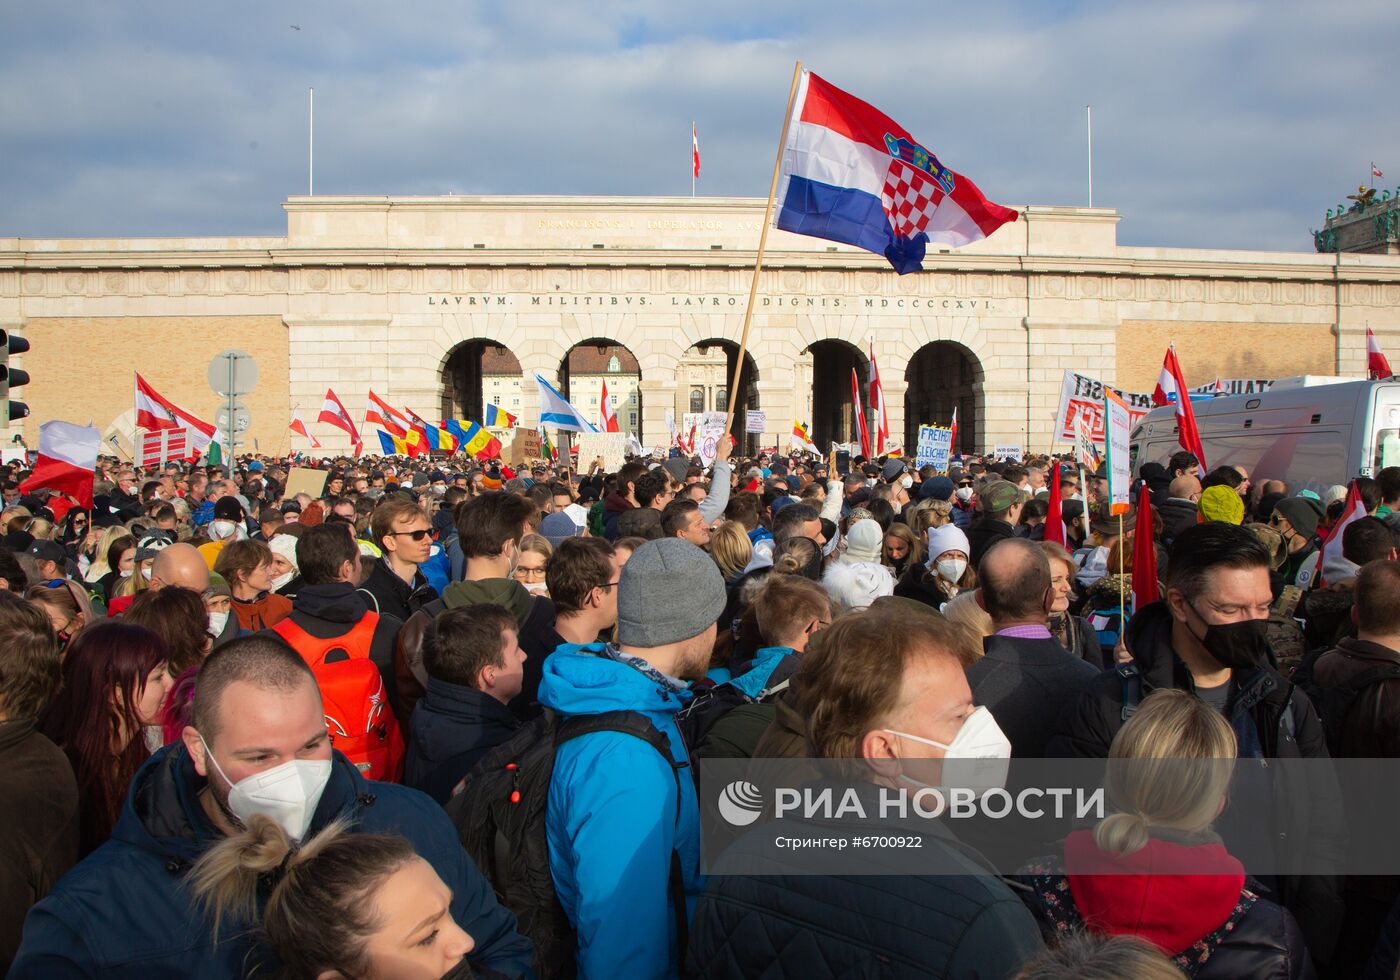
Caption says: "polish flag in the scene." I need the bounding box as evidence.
[289,409,322,449]
[1043,463,1066,547]
[600,380,620,433]
[1368,328,1393,380]
[868,342,889,456]
[692,122,700,179]
[1317,481,1368,588]
[318,388,362,453]
[1151,345,1207,474]
[850,368,871,458]
[18,421,100,509]
[133,373,218,459]
[366,390,409,437]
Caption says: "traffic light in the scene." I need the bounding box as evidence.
[0,330,30,429]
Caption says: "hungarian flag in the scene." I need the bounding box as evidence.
[366,390,410,437]
[868,342,889,456]
[1043,463,1066,547]
[19,421,100,508]
[133,374,218,459]
[1151,345,1207,474]
[318,388,362,453]
[600,379,620,433]
[1318,481,1368,588]
[289,408,322,449]
[1130,483,1160,612]
[850,368,871,458]
[1368,328,1393,380]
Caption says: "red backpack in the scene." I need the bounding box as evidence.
[273,613,405,782]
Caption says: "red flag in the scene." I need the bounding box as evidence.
[366,390,409,437]
[692,122,700,179]
[1368,328,1393,380]
[949,406,959,455]
[1044,463,1066,547]
[318,388,362,453]
[1131,484,1160,612]
[868,342,889,456]
[135,373,180,431]
[1317,481,1368,588]
[1151,345,1207,474]
[850,368,871,458]
[600,380,620,433]
[288,409,322,449]
[19,421,99,509]
[1374,163,1385,179]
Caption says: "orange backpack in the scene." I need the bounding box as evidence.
[272,613,405,782]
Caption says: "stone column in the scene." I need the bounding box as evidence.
[638,377,677,451]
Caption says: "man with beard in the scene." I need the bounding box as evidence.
[538,538,725,978]
[7,635,532,978]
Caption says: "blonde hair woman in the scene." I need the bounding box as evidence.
[709,520,752,584]
[512,533,552,595]
[82,525,131,584]
[1019,690,1313,977]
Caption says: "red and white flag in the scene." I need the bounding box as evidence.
[366,389,410,437]
[1318,481,1368,588]
[600,380,620,433]
[692,122,700,179]
[1374,163,1385,179]
[1043,463,1066,547]
[18,421,100,508]
[132,373,218,459]
[289,408,322,449]
[868,342,889,456]
[1151,344,1207,474]
[318,388,362,453]
[850,368,871,458]
[949,406,959,455]
[1368,328,1393,380]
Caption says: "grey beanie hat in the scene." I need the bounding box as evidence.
[617,538,726,647]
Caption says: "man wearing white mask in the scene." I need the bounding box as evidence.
[969,538,1098,759]
[8,634,532,979]
[688,605,1044,977]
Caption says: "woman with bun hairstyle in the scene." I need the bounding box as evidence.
[190,815,476,979]
[1018,689,1315,978]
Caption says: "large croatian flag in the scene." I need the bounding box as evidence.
[774,70,1017,274]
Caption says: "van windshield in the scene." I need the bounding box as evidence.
[1374,396,1400,471]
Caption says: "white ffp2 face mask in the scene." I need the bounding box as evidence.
[886,706,1012,793]
[200,735,332,841]
[207,610,229,637]
[955,487,974,503]
[900,475,914,490]
[934,558,968,584]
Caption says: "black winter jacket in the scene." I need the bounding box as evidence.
[1157,497,1199,548]
[968,634,1099,760]
[893,563,958,609]
[968,517,1016,568]
[1045,600,1344,970]
[405,678,520,804]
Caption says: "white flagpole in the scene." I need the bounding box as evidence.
[308,88,315,195]
[1086,104,1093,208]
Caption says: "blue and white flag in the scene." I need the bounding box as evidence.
[534,373,599,433]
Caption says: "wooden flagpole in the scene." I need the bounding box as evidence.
[721,60,804,442]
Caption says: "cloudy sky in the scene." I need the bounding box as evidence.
[2,1,1394,251]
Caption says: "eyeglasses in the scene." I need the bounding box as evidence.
[513,566,547,580]
[389,529,432,542]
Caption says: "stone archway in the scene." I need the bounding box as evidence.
[559,338,642,436]
[677,339,760,453]
[904,340,983,454]
[440,339,523,425]
[801,338,872,450]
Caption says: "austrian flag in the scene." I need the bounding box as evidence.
[775,70,1017,274]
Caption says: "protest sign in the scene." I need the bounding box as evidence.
[509,427,542,465]
[1074,408,1101,470]
[575,432,628,471]
[915,425,953,472]
[745,410,766,434]
[1055,370,1153,441]
[283,466,327,499]
[1103,389,1133,515]
[698,412,728,466]
[140,427,190,467]
[993,444,1023,462]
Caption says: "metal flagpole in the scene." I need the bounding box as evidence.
[1086,105,1093,208]
[692,120,696,199]
[309,88,315,195]
[721,61,804,440]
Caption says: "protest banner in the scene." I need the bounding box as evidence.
[1054,369,1154,442]
[1103,389,1133,515]
[508,427,542,466]
[698,411,728,466]
[915,425,953,472]
[140,427,189,467]
[993,444,1023,462]
[575,432,628,471]
[1074,408,1101,470]
[745,410,767,434]
[283,466,328,499]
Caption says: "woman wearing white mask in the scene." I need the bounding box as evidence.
[511,533,553,597]
[190,816,477,980]
[267,531,302,598]
[894,523,976,611]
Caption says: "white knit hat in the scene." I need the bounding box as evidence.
[842,519,884,564]
[925,524,971,564]
[268,533,300,572]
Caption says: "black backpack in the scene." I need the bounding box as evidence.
[1317,664,1400,754]
[445,709,689,980]
[676,675,791,758]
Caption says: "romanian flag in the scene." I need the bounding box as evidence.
[444,419,502,460]
[485,404,517,428]
[376,430,410,456]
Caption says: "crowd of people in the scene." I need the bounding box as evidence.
[1,435,1399,977]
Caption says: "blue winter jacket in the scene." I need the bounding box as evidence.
[8,744,533,978]
[538,645,702,980]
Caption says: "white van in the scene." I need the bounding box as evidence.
[1129,376,1400,493]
